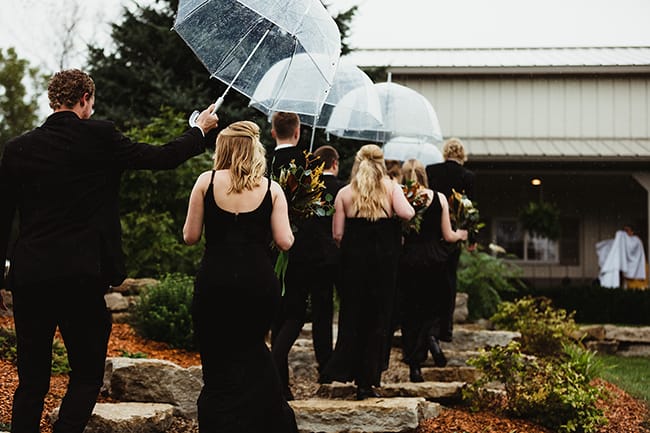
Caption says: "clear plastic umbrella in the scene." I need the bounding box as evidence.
[251,58,381,127]
[250,57,382,150]
[326,79,443,145]
[382,136,444,166]
[173,0,341,122]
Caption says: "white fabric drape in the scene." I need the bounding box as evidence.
[596,230,647,288]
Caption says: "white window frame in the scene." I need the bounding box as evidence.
[493,218,560,264]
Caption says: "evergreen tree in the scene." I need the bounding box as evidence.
[0,48,43,155]
[83,0,363,277]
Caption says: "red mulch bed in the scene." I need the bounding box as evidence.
[1,316,649,433]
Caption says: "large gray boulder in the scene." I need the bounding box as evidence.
[103,357,202,418]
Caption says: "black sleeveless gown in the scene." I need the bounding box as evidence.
[191,172,298,433]
[320,217,402,389]
[398,191,449,365]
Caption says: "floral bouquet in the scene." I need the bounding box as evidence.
[273,152,334,293]
[276,152,334,224]
[401,179,429,234]
[448,188,485,243]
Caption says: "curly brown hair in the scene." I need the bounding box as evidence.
[47,69,95,110]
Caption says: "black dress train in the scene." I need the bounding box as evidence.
[399,191,450,366]
[191,171,298,433]
[320,217,402,390]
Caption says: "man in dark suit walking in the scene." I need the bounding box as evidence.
[425,137,475,343]
[0,69,219,433]
[268,111,307,401]
[306,145,345,377]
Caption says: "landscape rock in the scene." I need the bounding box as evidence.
[290,397,440,433]
[51,402,174,433]
[103,357,202,418]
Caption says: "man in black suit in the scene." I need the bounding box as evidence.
[0,69,219,433]
[269,111,307,400]
[305,145,345,377]
[268,111,306,178]
[425,137,475,343]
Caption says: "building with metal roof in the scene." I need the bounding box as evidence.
[345,46,650,288]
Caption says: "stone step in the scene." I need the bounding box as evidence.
[50,399,439,433]
[316,381,464,401]
[51,402,175,433]
[290,397,441,433]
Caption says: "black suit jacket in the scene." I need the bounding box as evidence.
[291,173,345,266]
[0,111,209,288]
[425,160,475,199]
[269,145,307,179]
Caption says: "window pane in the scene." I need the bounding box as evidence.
[527,235,559,262]
[496,219,524,258]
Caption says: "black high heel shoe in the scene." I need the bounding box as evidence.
[409,364,424,383]
[356,386,381,400]
[428,336,448,367]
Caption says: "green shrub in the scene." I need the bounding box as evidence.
[118,350,149,359]
[465,342,607,432]
[131,273,196,350]
[0,327,17,362]
[51,339,70,375]
[511,285,650,325]
[457,249,525,320]
[465,298,607,432]
[1,327,69,375]
[490,296,579,357]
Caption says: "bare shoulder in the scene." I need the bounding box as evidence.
[195,170,214,185]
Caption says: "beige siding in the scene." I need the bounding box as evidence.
[399,76,650,139]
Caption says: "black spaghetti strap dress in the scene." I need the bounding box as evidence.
[398,191,449,365]
[320,214,402,391]
[191,171,298,433]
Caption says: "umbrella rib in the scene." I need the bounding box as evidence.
[213,21,274,98]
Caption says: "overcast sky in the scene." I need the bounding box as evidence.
[3,0,650,73]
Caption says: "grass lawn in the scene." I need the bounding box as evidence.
[597,354,650,403]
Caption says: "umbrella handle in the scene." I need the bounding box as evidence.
[188,96,225,127]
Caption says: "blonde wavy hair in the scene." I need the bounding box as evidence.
[401,159,428,188]
[349,144,390,220]
[442,137,467,163]
[213,121,267,193]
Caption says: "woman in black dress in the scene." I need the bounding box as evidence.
[183,121,297,433]
[320,144,415,400]
[398,159,467,382]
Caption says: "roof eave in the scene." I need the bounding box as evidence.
[384,65,650,75]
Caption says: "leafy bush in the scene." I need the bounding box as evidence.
[51,339,70,375]
[1,327,69,375]
[491,296,579,357]
[120,211,204,278]
[130,274,195,350]
[465,342,607,432]
[513,285,650,325]
[0,327,17,362]
[118,350,148,359]
[119,107,212,278]
[464,297,607,432]
[457,249,525,320]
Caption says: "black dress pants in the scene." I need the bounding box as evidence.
[11,276,111,433]
[271,263,309,395]
[439,247,461,342]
